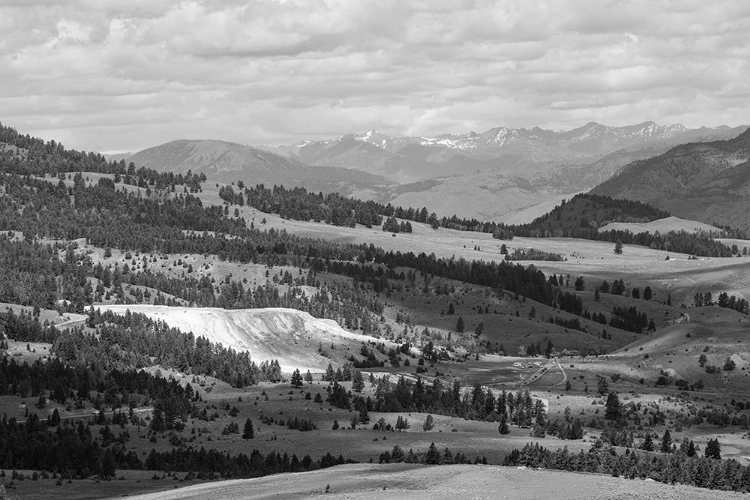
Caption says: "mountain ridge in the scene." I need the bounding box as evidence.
[126,138,392,196]
[591,128,750,231]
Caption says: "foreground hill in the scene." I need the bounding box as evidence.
[127,139,391,196]
[99,305,391,373]
[127,463,744,500]
[591,129,750,231]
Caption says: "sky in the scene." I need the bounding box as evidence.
[2,0,749,153]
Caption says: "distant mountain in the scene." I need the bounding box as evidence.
[275,123,747,183]
[591,129,750,231]
[270,123,747,222]
[123,123,749,224]
[126,139,391,196]
[102,152,133,163]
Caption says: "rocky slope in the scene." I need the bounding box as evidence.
[99,305,393,373]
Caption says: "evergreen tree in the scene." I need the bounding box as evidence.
[570,418,584,439]
[687,439,697,457]
[395,415,410,431]
[660,429,672,453]
[642,433,654,452]
[242,418,255,440]
[597,376,609,397]
[425,442,441,464]
[455,316,465,333]
[304,370,314,384]
[101,449,117,479]
[574,276,585,291]
[351,369,365,393]
[604,392,620,420]
[705,438,721,459]
[498,414,510,434]
[291,368,303,388]
[614,240,623,255]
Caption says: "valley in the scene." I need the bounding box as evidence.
[1,123,750,499]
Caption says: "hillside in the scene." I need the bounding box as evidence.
[127,139,392,196]
[504,193,671,236]
[99,305,391,373]
[591,129,750,231]
[127,463,744,500]
[599,216,721,235]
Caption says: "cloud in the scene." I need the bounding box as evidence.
[0,0,749,152]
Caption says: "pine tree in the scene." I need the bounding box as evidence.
[291,368,303,388]
[660,429,672,453]
[304,370,314,384]
[642,433,654,452]
[455,316,465,333]
[604,392,620,420]
[705,438,721,459]
[242,418,254,440]
[614,240,623,255]
[498,414,510,434]
[570,418,584,439]
[597,376,609,396]
[396,415,410,431]
[352,369,365,393]
[687,439,696,457]
[425,442,441,464]
[101,449,116,479]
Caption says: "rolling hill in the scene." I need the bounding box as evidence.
[126,139,392,197]
[591,129,750,231]
[127,463,745,500]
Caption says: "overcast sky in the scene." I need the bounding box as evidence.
[2,0,749,153]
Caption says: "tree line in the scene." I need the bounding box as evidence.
[504,441,750,493]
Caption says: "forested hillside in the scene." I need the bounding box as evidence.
[591,128,750,231]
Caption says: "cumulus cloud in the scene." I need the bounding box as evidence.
[0,0,748,152]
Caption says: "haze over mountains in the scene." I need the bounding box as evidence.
[124,139,390,197]
[114,122,747,223]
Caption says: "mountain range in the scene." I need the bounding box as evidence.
[273,122,745,181]
[110,122,748,223]
[123,139,390,197]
